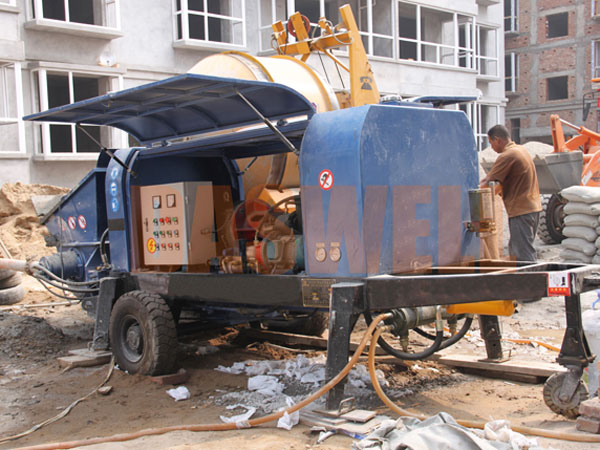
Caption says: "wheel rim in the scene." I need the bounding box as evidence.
[121,315,144,363]
[551,201,566,232]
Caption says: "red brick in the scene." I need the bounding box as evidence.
[579,397,600,419]
[576,416,600,433]
[149,368,189,386]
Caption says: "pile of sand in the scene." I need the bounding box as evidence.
[0,182,69,260]
[479,141,555,180]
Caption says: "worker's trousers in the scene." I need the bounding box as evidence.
[508,211,540,262]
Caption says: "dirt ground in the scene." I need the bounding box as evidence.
[1,182,600,449]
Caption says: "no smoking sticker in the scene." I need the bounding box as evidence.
[547,271,571,296]
[319,169,334,190]
[78,215,87,230]
[67,216,76,230]
[147,238,157,254]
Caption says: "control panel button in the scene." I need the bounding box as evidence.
[166,217,172,225]
[159,218,165,225]
[153,218,158,225]
[160,231,165,237]
[175,243,180,251]
[172,217,178,225]
[161,243,166,250]
[168,243,173,250]
[174,230,179,237]
[166,230,172,237]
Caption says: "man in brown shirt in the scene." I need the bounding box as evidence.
[481,125,542,262]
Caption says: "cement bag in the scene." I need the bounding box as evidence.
[562,238,597,256]
[564,213,599,228]
[594,254,600,265]
[596,226,600,235]
[564,201,600,215]
[562,225,598,242]
[560,249,593,263]
[561,186,600,204]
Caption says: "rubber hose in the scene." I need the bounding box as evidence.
[367,326,600,443]
[12,314,393,450]
[413,327,437,340]
[437,316,473,351]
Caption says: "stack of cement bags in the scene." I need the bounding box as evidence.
[560,186,600,264]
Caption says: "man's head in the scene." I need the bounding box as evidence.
[487,125,511,154]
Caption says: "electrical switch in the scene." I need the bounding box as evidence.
[173,217,178,224]
[153,231,159,238]
[161,243,166,250]
[166,217,172,225]
[175,243,180,251]
[160,231,165,237]
[174,230,179,237]
[168,243,173,250]
[166,230,172,237]
[153,218,158,225]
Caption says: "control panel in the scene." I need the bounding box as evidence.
[140,182,215,266]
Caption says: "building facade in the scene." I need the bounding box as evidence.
[504,0,600,144]
[1,0,505,188]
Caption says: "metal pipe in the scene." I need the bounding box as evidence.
[0,258,29,273]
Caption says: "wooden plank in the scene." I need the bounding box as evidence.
[241,328,387,355]
[429,353,566,383]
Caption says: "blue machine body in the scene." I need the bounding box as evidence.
[28,74,480,283]
[300,104,480,277]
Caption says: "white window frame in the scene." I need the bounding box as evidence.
[505,52,518,92]
[33,68,124,156]
[0,62,25,154]
[27,0,122,38]
[459,102,500,151]
[173,0,247,50]
[258,0,292,53]
[396,1,475,69]
[504,0,518,33]
[0,0,17,6]
[593,41,600,79]
[476,23,499,78]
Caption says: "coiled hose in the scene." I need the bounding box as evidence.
[364,311,473,360]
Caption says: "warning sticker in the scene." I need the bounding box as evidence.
[77,215,87,230]
[147,238,157,254]
[67,216,76,230]
[547,271,571,296]
[319,169,334,190]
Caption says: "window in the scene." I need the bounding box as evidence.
[504,0,518,33]
[594,0,600,17]
[259,0,289,52]
[510,118,521,144]
[546,12,568,38]
[0,62,25,154]
[547,76,568,100]
[594,41,600,78]
[505,53,518,91]
[30,0,120,28]
[397,2,475,68]
[476,24,499,77]
[459,102,500,151]
[0,0,17,6]
[35,70,119,154]
[174,0,246,48]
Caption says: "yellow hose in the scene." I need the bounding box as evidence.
[13,314,392,450]
[367,326,600,443]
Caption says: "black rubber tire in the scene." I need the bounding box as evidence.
[0,284,25,305]
[109,290,177,376]
[543,372,588,419]
[537,194,566,244]
[262,311,329,336]
[0,273,22,290]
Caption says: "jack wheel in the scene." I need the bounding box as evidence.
[543,372,588,419]
[109,291,177,375]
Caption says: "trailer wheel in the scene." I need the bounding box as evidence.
[543,372,588,419]
[0,284,25,305]
[0,272,22,290]
[109,291,177,376]
[537,194,566,244]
